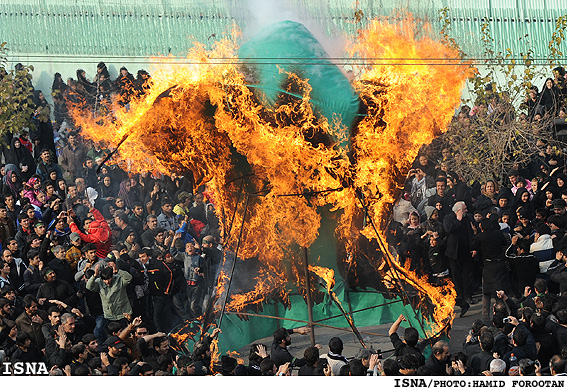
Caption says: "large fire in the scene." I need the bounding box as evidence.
[71,15,472,343]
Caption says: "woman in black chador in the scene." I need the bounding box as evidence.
[8,137,36,182]
[539,78,561,116]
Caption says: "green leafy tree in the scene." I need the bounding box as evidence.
[0,42,35,143]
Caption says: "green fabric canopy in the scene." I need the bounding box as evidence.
[238,20,360,150]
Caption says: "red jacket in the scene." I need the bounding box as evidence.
[70,208,112,259]
[190,219,205,237]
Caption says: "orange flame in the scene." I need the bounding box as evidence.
[215,270,230,300]
[309,265,335,292]
[70,15,470,336]
[225,268,288,313]
[226,350,244,365]
[340,16,471,334]
[168,315,204,348]
[210,338,219,374]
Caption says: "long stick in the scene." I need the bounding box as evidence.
[315,299,404,323]
[217,195,250,329]
[354,190,429,338]
[225,177,245,243]
[224,311,388,337]
[318,282,366,348]
[96,132,130,173]
[302,247,316,346]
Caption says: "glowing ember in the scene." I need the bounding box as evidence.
[71,14,471,339]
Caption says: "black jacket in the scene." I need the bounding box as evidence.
[116,254,146,301]
[428,193,454,220]
[550,263,567,294]
[449,182,473,211]
[466,350,493,375]
[137,338,175,371]
[471,228,511,294]
[23,265,42,297]
[389,332,426,366]
[129,213,146,237]
[36,279,78,308]
[141,228,158,248]
[146,259,173,296]
[270,342,305,368]
[546,320,567,351]
[423,354,448,376]
[48,257,74,285]
[531,327,555,365]
[490,328,511,358]
[11,344,45,364]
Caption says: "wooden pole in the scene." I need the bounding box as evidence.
[302,247,316,347]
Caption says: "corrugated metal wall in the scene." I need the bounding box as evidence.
[0,0,565,57]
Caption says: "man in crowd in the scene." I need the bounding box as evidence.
[157,198,179,232]
[388,313,426,366]
[86,263,132,328]
[15,294,48,350]
[36,149,63,182]
[428,177,454,220]
[60,131,86,182]
[0,203,16,246]
[444,201,475,317]
[141,214,159,248]
[270,326,312,367]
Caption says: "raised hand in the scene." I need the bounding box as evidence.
[255,345,268,359]
[524,286,531,298]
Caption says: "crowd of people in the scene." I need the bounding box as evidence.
[376,68,567,377]
[522,66,567,121]
[0,61,227,375]
[1,60,567,376]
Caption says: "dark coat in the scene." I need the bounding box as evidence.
[423,354,448,376]
[298,364,318,375]
[428,193,454,220]
[550,263,567,294]
[15,309,48,350]
[11,344,45,364]
[443,212,474,260]
[473,194,496,217]
[36,279,78,308]
[389,332,426,366]
[471,228,511,294]
[60,143,87,179]
[503,324,538,366]
[270,341,305,368]
[0,216,16,247]
[491,328,512,358]
[48,257,74,285]
[23,265,42,297]
[466,350,494,375]
[546,320,567,351]
[9,138,36,181]
[146,259,173,297]
[531,327,555,366]
[449,181,473,211]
